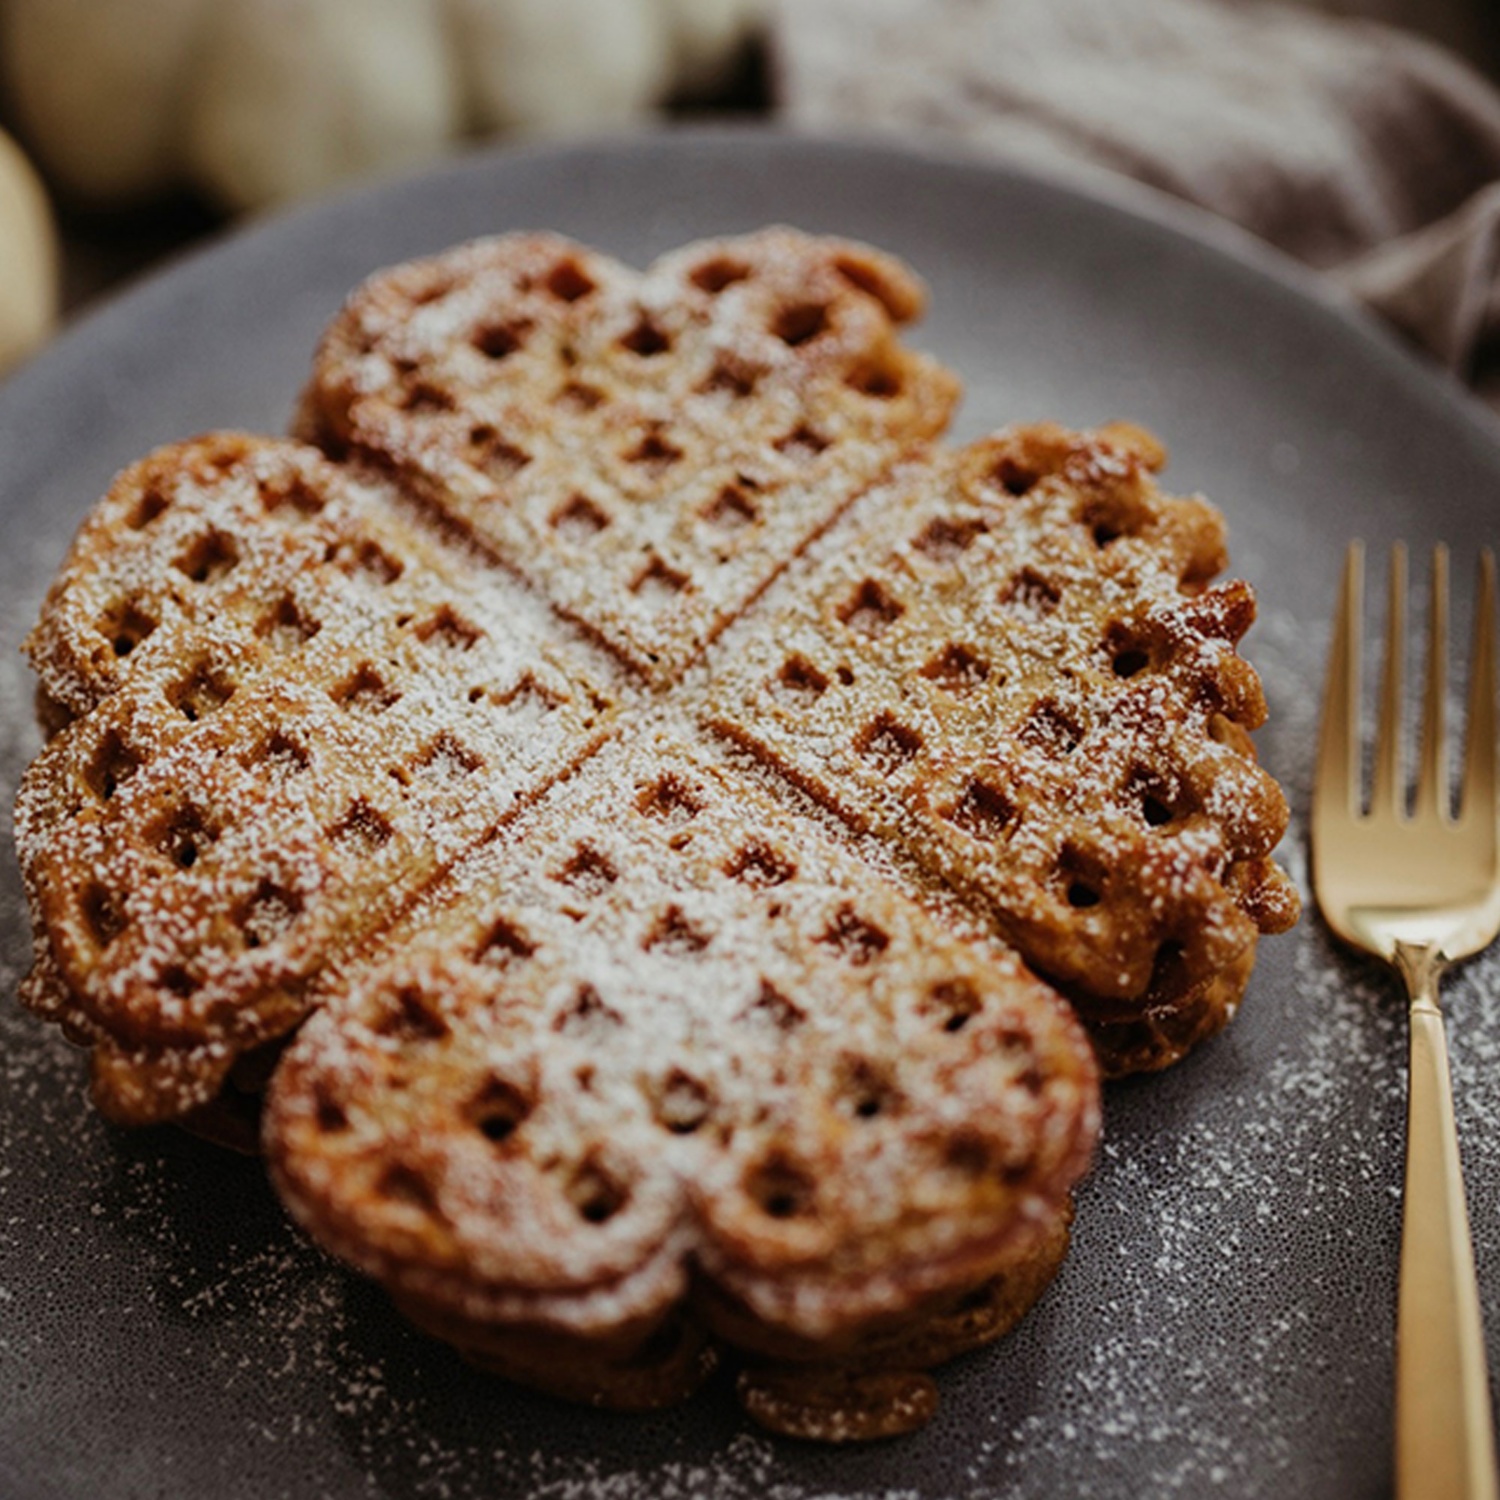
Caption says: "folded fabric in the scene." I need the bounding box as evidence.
[773,0,1500,410]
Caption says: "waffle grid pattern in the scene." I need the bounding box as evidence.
[14,231,1296,1437]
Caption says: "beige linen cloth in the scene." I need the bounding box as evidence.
[773,0,1500,412]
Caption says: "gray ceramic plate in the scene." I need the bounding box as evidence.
[2,129,1497,1500]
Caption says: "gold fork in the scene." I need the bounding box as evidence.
[1313,541,1499,1500]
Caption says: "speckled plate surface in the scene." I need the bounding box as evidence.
[2,129,1498,1500]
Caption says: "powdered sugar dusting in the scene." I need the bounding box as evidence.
[301,229,960,685]
[267,719,1097,1355]
[11,555,1489,1496]
[13,437,625,1123]
[704,421,1296,1071]
[4,207,1497,1492]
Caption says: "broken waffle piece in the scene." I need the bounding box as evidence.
[703,421,1299,1072]
[265,725,1100,1426]
[295,228,960,683]
[14,435,617,1123]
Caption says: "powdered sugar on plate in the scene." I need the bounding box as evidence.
[6,566,1496,1498]
[4,127,1500,1496]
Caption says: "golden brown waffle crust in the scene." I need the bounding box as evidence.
[15,433,619,1124]
[701,420,1299,1071]
[386,1202,1075,1437]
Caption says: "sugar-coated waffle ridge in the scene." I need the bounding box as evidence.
[13,229,1297,1437]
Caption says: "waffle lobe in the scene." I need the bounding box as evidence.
[13,228,1295,1439]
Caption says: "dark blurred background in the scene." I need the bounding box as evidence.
[1,0,1499,402]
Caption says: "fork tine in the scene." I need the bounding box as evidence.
[1373,544,1407,817]
[1416,546,1451,821]
[1316,541,1363,822]
[1461,547,1496,826]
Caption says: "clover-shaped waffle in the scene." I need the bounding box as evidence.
[14,229,1296,1434]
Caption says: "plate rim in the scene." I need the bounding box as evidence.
[3,123,1497,462]
[2,120,1495,1500]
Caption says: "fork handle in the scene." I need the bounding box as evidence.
[1395,947,1498,1500]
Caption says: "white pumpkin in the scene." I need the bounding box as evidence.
[0,127,58,374]
[0,0,769,213]
[185,0,461,212]
[0,0,205,202]
[450,0,672,135]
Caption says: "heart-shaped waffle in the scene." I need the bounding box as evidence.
[702,420,1298,1073]
[265,725,1098,1434]
[14,229,1297,1434]
[18,434,616,1123]
[294,228,960,683]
